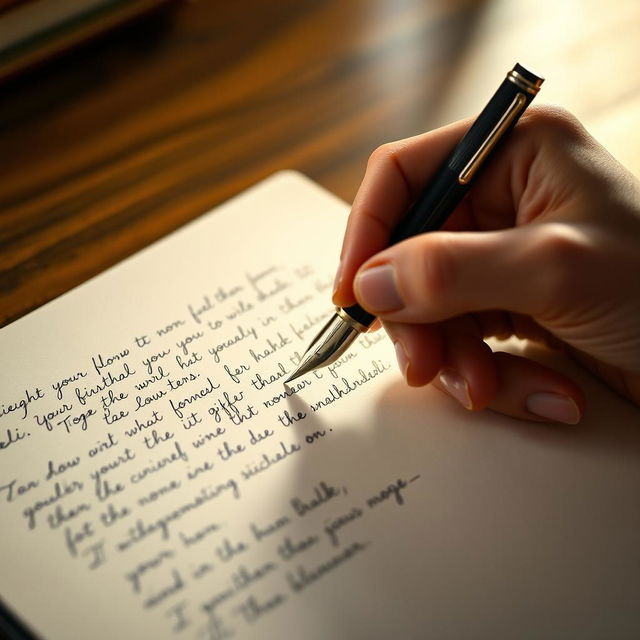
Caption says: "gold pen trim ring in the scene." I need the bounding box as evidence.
[336,307,370,333]
[507,69,543,95]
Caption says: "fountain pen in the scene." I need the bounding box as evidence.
[285,63,544,383]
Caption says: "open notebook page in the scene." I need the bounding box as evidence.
[1,171,639,640]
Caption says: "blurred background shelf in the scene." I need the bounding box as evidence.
[0,0,170,81]
[1,0,639,327]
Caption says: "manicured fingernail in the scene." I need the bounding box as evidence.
[354,263,403,312]
[439,369,472,409]
[394,341,410,380]
[525,392,581,424]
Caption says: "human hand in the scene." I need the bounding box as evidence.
[332,106,640,424]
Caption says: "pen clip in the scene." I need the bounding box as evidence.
[458,92,526,185]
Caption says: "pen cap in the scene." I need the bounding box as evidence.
[446,63,544,175]
[388,63,543,243]
[511,63,544,90]
[344,64,544,331]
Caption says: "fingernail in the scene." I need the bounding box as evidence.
[354,263,403,312]
[439,369,472,410]
[394,341,410,380]
[525,392,581,424]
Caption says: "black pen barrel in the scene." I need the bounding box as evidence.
[392,64,542,242]
[342,63,543,330]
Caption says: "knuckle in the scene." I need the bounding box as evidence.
[522,105,585,141]
[367,142,402,168]
[530,223,590,307]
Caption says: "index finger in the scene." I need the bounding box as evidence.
[333,117,473,308]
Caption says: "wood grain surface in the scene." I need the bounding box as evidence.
[1,0,639,328]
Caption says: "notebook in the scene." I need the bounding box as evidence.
[1,171,639,639]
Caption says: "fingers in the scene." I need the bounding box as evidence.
[436,327,498,411]
[352,223,593,324]
[333,118,474,308]
[384,316,497,407]
[432,351,584,424]
[476,351,584,423]
[381,321,444,387]
[383,320,585,423]
[333,105,597,311]
[334,105,622,424]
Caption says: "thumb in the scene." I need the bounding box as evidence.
[352,223,585,323]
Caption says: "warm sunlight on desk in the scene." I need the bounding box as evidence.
[1,2,640,639]
[423,0,640,174]
[1,0,639,325]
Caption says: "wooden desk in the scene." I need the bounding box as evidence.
[1,0,639,328]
